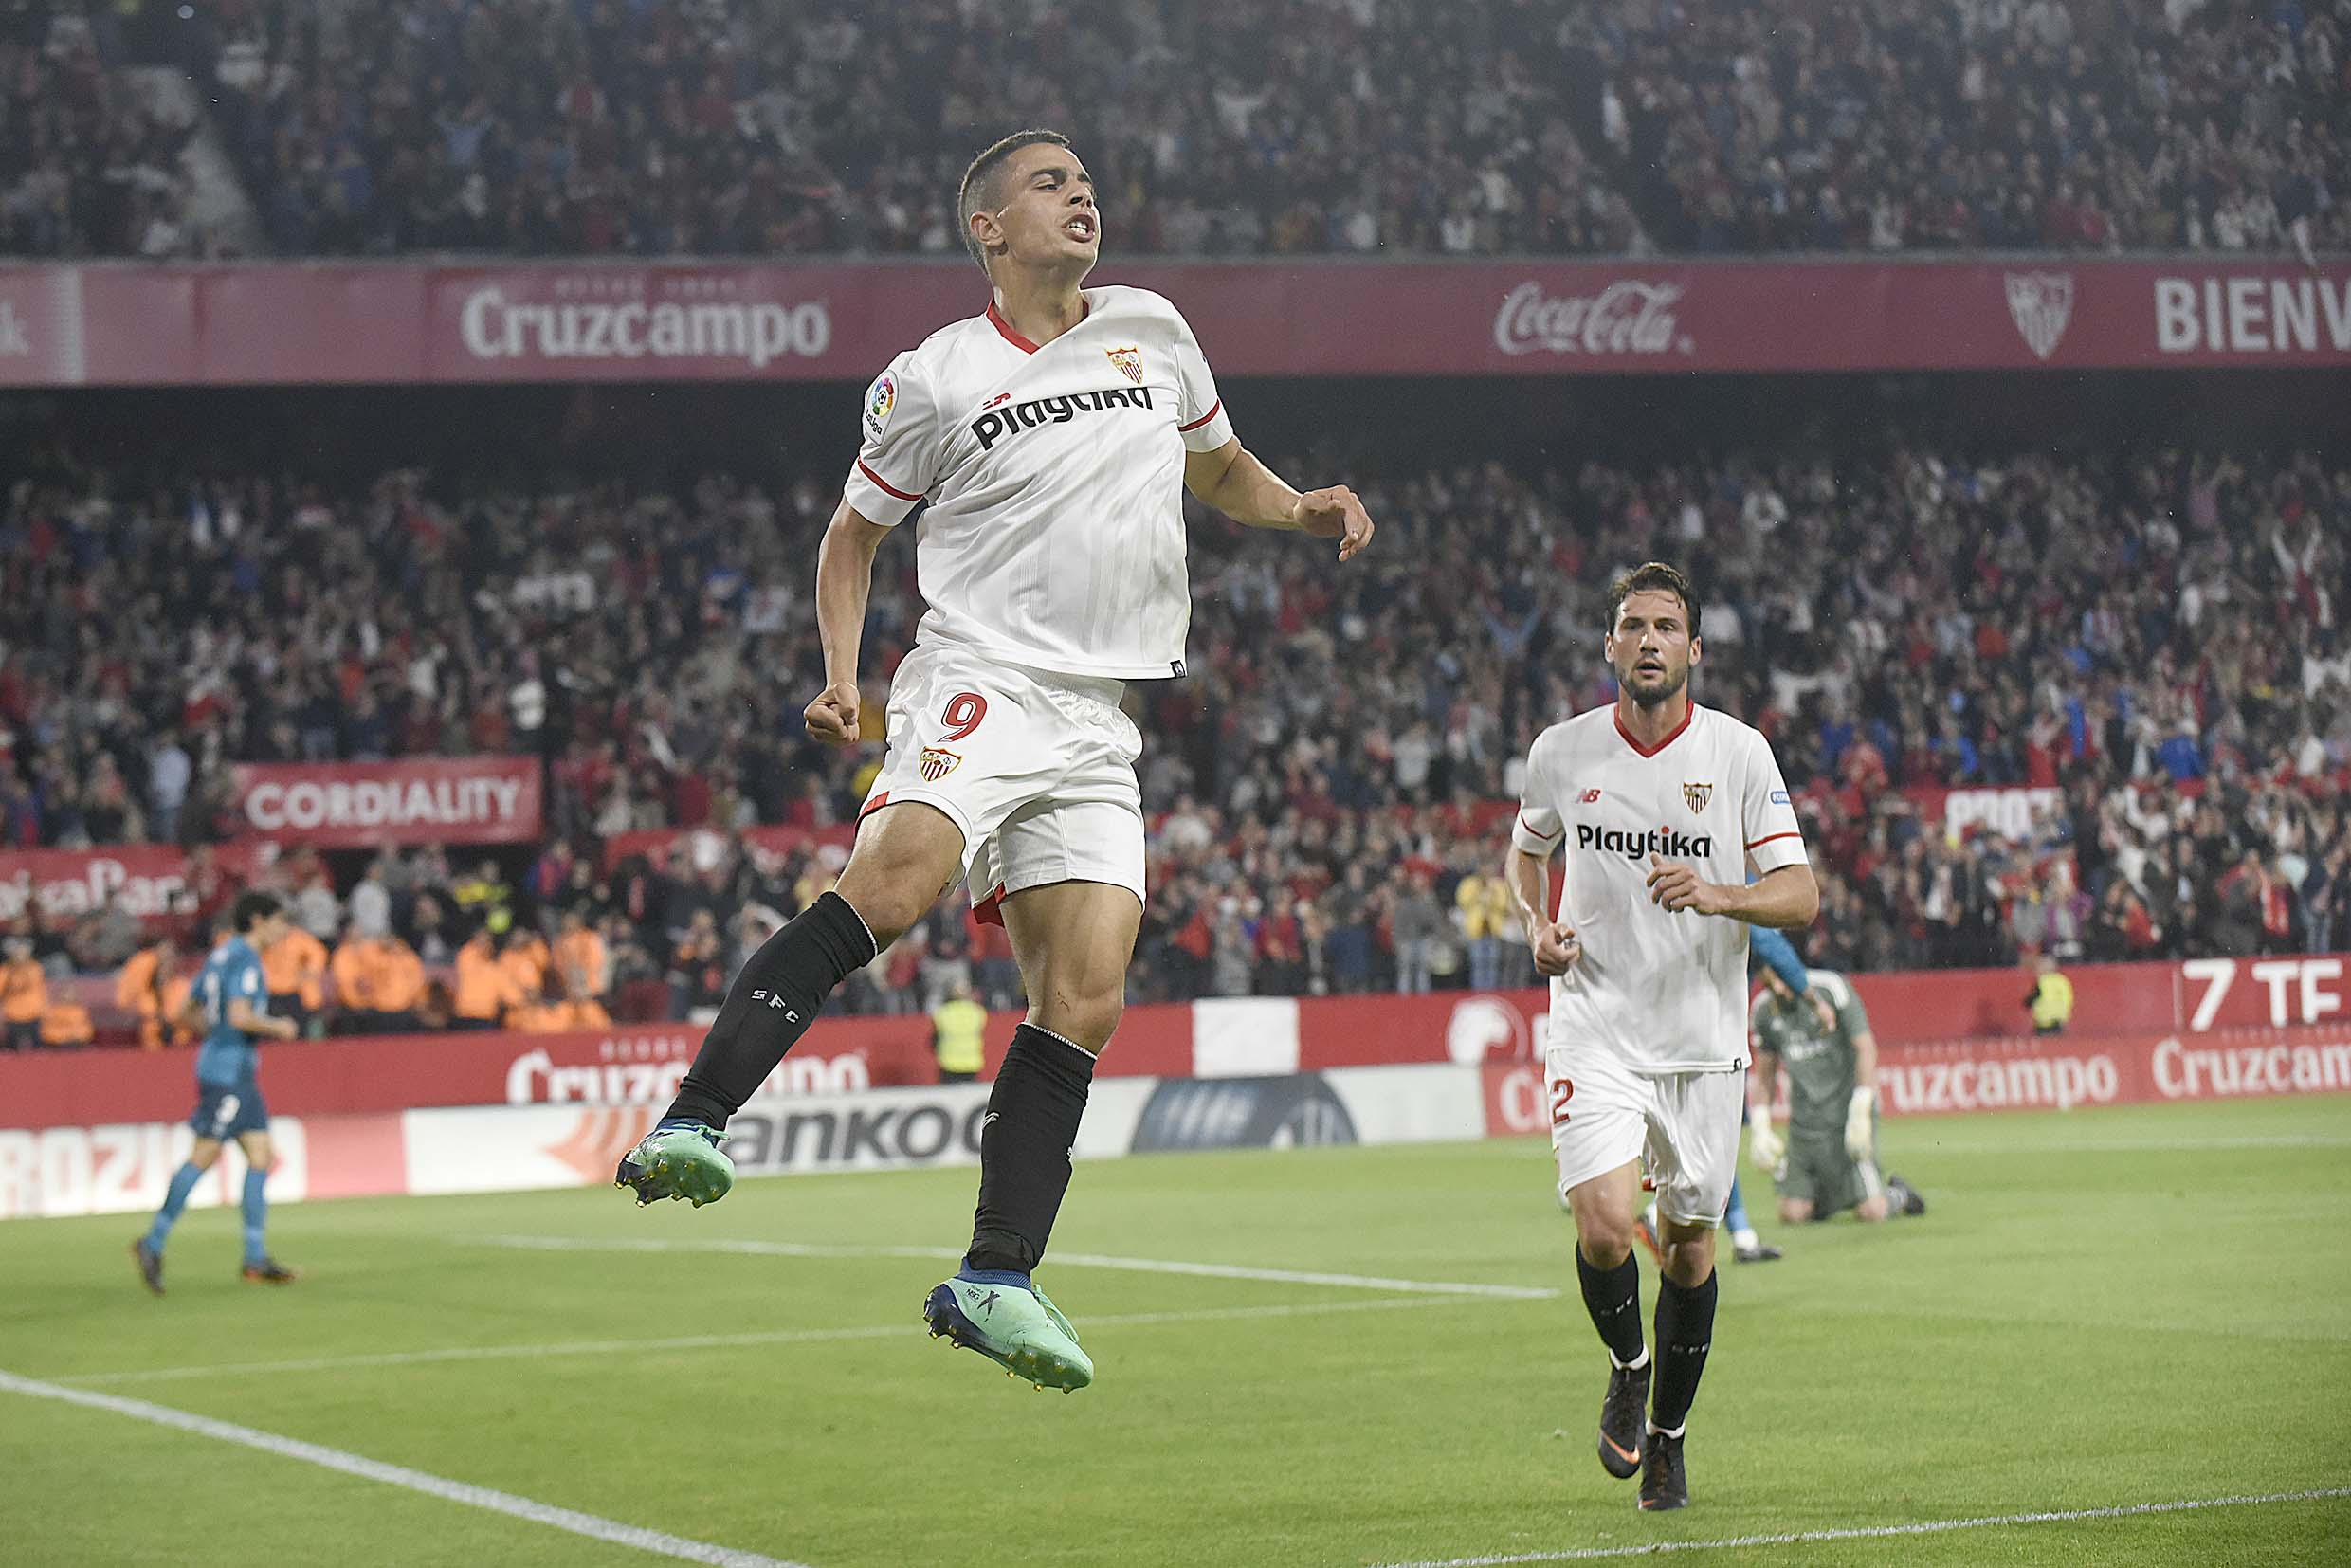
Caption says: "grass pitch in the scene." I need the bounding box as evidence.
[3,1095,2347,1567]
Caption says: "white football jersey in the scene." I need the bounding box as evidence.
[1512,702,1809,1073]
[842,284,1236,680]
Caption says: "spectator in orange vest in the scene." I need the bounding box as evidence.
[500,917,551,1007]
[331,926,428,1036]
[39,1001,93,1047]
[261,922,329,1038]
[553,907,609,1008]
[117,933,196,1050]
[1,935,47,1050]
[454,909,527,1030]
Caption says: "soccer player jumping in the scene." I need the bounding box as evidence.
[1506,564,1816,1510]
[615,130,1374,1393]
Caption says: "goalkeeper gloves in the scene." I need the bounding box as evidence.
[1844,1085,1876,1161]
[1747,1103,1784,1173]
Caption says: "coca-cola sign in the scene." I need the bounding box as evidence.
[1493,280,1688,356]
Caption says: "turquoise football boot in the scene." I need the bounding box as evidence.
[922,1272,1094,1392]
[614,1121,735,1207]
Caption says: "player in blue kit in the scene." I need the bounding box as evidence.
[131,892,301,1294]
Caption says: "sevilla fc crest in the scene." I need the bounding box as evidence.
[1105,346,1144,385]
[919,747,961,782]
[1683,782,1713,813]
[2004,272,2073,361]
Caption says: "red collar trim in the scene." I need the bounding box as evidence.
[986,296,1087,354]
[1614,702,1695,757]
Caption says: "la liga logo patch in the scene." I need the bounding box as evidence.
[864,373,897,442]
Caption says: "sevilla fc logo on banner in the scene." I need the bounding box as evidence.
[919,747,961,782]
[2004,272,2074,361]
[1683,782,1713,813]
[1105,346,1144,384]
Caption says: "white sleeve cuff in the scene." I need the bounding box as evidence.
[1746,832,1809,872]
[1510,813,1564,858]
[843,460,921,525]
[1177,399,1233,452]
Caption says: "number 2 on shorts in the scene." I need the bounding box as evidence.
[941,691,988,741]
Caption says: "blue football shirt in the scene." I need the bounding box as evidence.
[191,936,271,1087]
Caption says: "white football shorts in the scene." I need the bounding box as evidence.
[1545,1029,1744,1227]
[857,641,1146,921]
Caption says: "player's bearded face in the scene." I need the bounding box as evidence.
[1606,590,1697,707]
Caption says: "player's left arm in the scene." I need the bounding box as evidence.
[1166,300,1372,560]
[1183,440,1375,561]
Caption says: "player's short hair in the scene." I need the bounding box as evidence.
[232,890,282,934]
[1608,561,1702,640]
[957,128,1073,271]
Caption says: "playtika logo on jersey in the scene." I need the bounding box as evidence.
[969,385,1157,451]
[1574,823,1715,862]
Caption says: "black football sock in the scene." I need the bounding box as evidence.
[664,891,877,1128]
[1576,1245,1649,1368]
[964,1023,1097,1275]
[1649,1267,1719,1433]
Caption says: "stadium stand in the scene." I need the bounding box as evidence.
[3,437,2346,1037]
[7,0,2339,260]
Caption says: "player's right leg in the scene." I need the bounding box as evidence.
[1554,1046,1653,1483]
[615,802,959,1206]
[233,1127,297,1283]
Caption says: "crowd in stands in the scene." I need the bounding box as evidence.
[1,2,205,257]
[2,434,2347,1043]
[1595,0,2351,257]
[9,0,2342,261]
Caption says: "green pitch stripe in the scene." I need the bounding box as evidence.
[0,1367,809,1568]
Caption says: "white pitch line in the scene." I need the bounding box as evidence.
[0,1367,807,1568]
[1370,1486,2351,1567]
[58,1293,1475,1389]
[1897,1133,2351,1155]
[469,1233,1562,1301]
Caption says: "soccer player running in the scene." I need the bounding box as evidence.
[1748,959,1926,1225]
[614,129,1374,1393]
[131,893,301,1294]
[1506,563,1816,1511]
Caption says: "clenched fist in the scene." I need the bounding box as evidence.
[805,682,863,746]
[1528,917,1582,977]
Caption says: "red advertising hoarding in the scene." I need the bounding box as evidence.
[0,843,274,927]
[1,259,2343,387]
[1483,1023,2351,1138]
[227,756,542,848]
[9,951,2349,1133]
